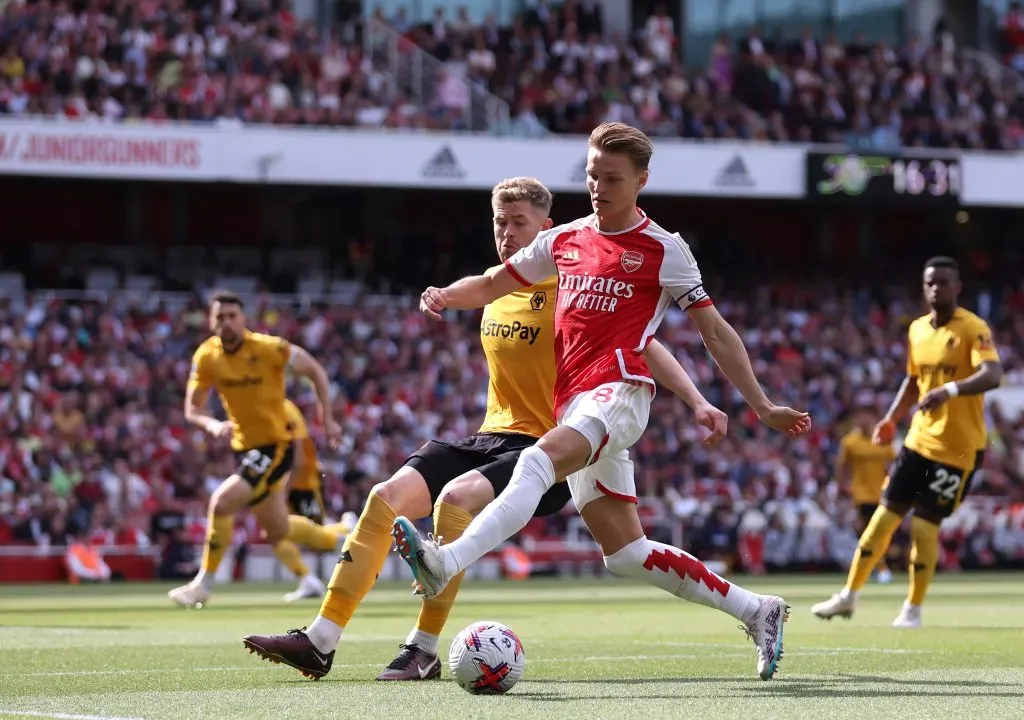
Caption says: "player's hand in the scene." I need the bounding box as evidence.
[420,286,448,321]
[323,417,343,450]
[758,405,812,437]
[918,387,952,413]
[872,418,896,445]
[211,420,235,438]
[693,401,728,447]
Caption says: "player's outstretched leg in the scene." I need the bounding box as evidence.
[169,477,249,608]
[812,505,903,621]
[587,496,788,681]
[379,500,473,680]
[605,536,790,680]
[893,516,939,628]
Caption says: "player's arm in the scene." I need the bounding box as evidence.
[643,339,728,446]
[421,266,524,318]
[287,344,342,448]
[421,227,560,319]
[918,361,1002,411]
[881,376,919,427]
[184,351,232,438]
[659,234,809,435]
[687,304,810,435]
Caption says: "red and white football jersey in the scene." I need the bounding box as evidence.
[504,209,711,412]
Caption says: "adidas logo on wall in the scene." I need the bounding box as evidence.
[422,146,466,179]
[714,155,755,187]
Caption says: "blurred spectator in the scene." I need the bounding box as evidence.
[1,2,1022,148]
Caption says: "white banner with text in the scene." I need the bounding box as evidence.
[0,119,806,198]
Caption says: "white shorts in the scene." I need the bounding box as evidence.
[558,381,652,510]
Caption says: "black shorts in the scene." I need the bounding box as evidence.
[288,483,325,525]
[882,447,983,522]
[856,503,878,528]
[405,432,572,518]
[235,443,294,506]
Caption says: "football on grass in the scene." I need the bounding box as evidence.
[448,621,526,694]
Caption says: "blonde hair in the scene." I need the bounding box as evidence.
[491,177,553,214]
[588,122,653,171]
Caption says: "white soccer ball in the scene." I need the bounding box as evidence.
[448,620,526,694]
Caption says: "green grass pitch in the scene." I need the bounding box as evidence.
[1,574,1022,720]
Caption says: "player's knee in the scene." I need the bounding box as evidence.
[879,501,910,522]
[437,476,491,514]
[263,524,287,545]
[535,428,592,477]
[602,536,649,578]
[369,471,428,517]
[210,489,234,516]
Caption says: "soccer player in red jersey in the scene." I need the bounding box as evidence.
[394,123,812,681]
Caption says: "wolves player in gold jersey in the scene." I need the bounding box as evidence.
[835,408,897,582]
[241,177,728,680]
[168,293,344,608]
[813,257,1001,627]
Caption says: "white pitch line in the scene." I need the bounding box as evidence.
[0,711,146,720]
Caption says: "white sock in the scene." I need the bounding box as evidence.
[305,614,343,654]
[405,628,439,656]
[840,588,858,602]
[195,570,214,592]
[604,537,761,624]
[442,446,555,577]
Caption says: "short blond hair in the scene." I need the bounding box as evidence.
[588,122,653,171]
[491,177,553,214]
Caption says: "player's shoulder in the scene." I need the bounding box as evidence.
[953,307,991,332]
[907,313,933,334]
[541,215,594,242]
[249,331,290,353]
[192,335,220,360]
[640,219,694,256]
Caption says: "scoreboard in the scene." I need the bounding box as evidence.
[806,152,961,204]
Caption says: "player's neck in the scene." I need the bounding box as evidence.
[931,305,957,327]
[594,205,641,234]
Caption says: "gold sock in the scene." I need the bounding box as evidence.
[845,507,903,592]
[908,516,940,605]
[415,502,474,636]
[273,539,310,578]
[201,512,234,574]
[287,514,339,552]
[319,493,396,627]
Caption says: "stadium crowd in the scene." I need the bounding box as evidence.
[1,0,1023,149]
[1,283,1023,575]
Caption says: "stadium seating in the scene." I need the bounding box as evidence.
[0,288,1021,572]
[1,2,1022,148]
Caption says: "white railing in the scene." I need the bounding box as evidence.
[363,17,511,133]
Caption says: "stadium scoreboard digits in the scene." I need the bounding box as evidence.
[807,151,961,204]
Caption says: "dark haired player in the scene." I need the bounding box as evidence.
[168,293,344,608]
[813,257,1002,627]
